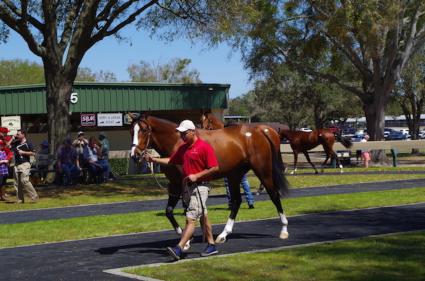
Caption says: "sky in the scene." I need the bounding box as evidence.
[0,26,251,99]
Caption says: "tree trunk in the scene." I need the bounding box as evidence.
[363,99,386,141]
[363,89,389,164]
[45,71,73,155]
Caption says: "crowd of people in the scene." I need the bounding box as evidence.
[0,127,113,203]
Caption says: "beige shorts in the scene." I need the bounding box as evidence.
[186,185,209,220]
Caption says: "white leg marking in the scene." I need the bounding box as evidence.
[175,227,183,235]
[279,213,289,239]
[215,218,235,244]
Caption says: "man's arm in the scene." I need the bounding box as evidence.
[148,155,170,166]
[187,165,219,183]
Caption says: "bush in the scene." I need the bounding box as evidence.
[109,158,128,175]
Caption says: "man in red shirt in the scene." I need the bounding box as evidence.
[145,119,219,261]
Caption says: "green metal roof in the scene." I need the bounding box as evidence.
[0,82,229,115]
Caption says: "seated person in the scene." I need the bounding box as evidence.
[98,132,112,181]
[73,131,89,164]
[35,140,50,180]
[57,137,81,186]
[83,137,108,183]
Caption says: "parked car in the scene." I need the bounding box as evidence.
[386,131,408,140]
[420,130,425,139]
[384,128,394,139]
[341,127,356,137]
[299,127,313,132]
[351,135,364,142]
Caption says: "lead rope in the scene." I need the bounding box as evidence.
[140,130,166,189]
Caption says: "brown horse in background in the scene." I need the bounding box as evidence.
[131,114,289,244]
[279,129,352,174]
[200,112,224,130]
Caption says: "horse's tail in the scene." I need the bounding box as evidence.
[336,132,353,149]
[262,130,289,197]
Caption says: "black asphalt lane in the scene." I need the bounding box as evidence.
[1,178,425,225]
[1,203,425,281]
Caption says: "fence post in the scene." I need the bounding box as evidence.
[390,148,398,167]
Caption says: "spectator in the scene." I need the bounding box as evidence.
[361,134,371,168]
[73,131,88,163]
[0,140,10,201]
[57,137,81,186]
[83,136,108,183]
[224,174,254,209]
[35,140,50,180]
[0,127,13,192]
[11,130,39,203]
[98,132,113,181]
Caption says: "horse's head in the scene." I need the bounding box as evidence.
[130,113,152,161]
[200,112,224,130]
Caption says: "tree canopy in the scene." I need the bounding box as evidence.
[169,1,425,140]
[0,1,209,152]
[0,59,44,86]
[128,58,201,83]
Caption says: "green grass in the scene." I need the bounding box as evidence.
[127,231,425,281]
[1,187,425,248]
[1,172,424,212]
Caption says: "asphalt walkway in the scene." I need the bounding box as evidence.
[1,203,424,281]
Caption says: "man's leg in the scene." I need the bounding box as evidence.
[13,166,24,203]
[240,174,254,208]
[201,214,215,244]
[177,218,196,249]
[20,163,38,201]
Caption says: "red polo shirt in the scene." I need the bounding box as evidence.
[169,137,218,180]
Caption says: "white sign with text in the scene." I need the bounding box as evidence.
[97,113,123,127]
[1,116,21,135]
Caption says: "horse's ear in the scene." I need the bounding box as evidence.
[127,112,138,122]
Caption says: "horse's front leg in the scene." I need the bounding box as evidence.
[290,151,298,174]
[166,192,194,251]
[216,179,242,244]
[165,194,182,235]
[303,151,318,174]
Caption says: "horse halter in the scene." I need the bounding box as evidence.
[133,119,152,160]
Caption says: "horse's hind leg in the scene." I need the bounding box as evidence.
[251,165,289,239]
[265,185,289,239]
[303,151,318,174]
[216,175,243,244]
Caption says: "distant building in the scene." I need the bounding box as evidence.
[0,82,229,150]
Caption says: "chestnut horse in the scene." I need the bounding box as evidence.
[279,129,352,174]
[200,112,225,130]
[131,114,289,243]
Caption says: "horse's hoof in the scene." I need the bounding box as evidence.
[314,171,319,174]
[279,231,289,239]
[215,235,227,244]
[290,171,295,175]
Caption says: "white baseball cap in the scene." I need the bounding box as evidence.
[176,120,196,132]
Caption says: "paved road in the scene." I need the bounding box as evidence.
[1,203,425,281]
[1,177,425,224]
